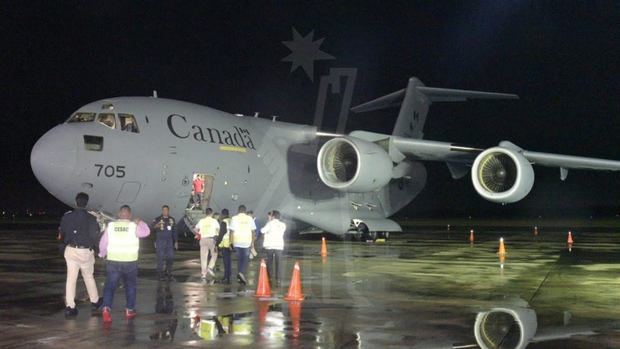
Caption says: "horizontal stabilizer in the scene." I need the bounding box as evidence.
[351,86,518,113]
[417,86,519,102]
[351,89,406,113]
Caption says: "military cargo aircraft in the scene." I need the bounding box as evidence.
[31,77,620,239]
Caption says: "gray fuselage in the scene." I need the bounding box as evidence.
[31,97,426,234]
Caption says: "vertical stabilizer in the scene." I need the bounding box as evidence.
[393,77,429,139]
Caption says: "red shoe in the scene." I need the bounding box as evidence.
[102,307,112,323]
[125,309,136,320]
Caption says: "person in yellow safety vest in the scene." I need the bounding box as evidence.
[229,205,256,285]
[217,209,232,284]
[98,205,150,323]
[261,210,286,286]
[194,208,219,280]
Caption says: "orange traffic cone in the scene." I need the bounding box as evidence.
[320,237,327,257]
[255,259,272,298]
[284,261,304,301]
[567,231,574,244]
[497,237,506,255]
[469,229,475,243]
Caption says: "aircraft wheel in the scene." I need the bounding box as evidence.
[358,223,372,242]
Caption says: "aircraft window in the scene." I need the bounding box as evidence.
[84,135,103,151]
[97,113,116,129]
[119,113,139,133]
[67,112,96,123]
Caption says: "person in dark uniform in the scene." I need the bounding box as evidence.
[60,192,103,317]
[151,205,178,281]
[217,209,232,284]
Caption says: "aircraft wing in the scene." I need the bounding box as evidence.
[318,76,620,208]
[520,150,620,171]
[350,130,620,177]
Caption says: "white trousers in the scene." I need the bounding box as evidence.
[64,246,99,307]
[199,238,218,276]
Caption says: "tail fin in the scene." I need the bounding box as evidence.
[351,77,518,139]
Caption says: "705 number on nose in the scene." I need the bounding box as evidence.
[94,164,126,178]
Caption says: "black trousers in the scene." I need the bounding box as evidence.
[263,249,283,282]
[156,237,174,274]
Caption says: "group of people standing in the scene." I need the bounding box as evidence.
[59,192,286,324]
[193,205,286,286]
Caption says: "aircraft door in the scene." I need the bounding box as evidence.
[203,175,214,208]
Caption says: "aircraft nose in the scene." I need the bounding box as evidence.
[31,125,78,198]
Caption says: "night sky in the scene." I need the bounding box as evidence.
[2,1,620,218]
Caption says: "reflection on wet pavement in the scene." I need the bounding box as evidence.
[2,228,620,348]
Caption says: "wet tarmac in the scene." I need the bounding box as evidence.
[1,227,620,348]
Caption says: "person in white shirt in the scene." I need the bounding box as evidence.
[261,210,286,286]
[194,208,219,280]
[229,205,256,285]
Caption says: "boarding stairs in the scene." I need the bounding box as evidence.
[182,209,207,237]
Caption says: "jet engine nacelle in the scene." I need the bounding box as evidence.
[474,307,537,349]
[471,147,534,203]
[317,136,393,192]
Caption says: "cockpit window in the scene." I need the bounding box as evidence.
[84,135,103,151]
[97,113,116,129]
[67,112,96,123]
[119,113,139,133]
